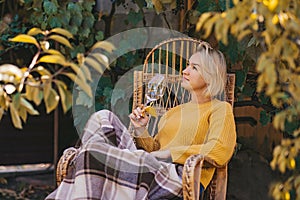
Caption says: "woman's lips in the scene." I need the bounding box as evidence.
[182,76,189,82]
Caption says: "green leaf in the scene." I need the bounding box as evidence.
[43,0,58,15]
[75,90,93,108]
[127,10,143,26]
[82,0,95,11]
[48,35,73,48]
[48,16,62,28]
[260,110,271,126]
[235,70,246,88]
[70,14,83,27]
[82,12,95,29]
[12,93,21,109]
[44,88,60,113]
[67,2,82,14]
[95,31,104,41]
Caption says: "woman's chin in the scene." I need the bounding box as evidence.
[181,82,191,90]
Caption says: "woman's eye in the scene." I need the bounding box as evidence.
[192,65,197,70]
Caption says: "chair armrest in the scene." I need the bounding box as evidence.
[56,147,78,186]
[182,154,227,200]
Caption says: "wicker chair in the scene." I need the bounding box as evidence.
[129,37,235,200]
[56,37,236,200]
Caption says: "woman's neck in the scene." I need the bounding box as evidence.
[190,92,211,104]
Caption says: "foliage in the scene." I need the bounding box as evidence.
[0,27,113,129]
[0,0,100,61]
[195,0,300,199]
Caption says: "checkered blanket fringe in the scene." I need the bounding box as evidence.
[46,110,183,200]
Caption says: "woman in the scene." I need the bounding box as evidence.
[46,41,236,200]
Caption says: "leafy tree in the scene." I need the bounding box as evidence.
[194,0,300,199]
[0,27,113,129]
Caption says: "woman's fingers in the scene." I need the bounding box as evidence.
[129,106,149,128]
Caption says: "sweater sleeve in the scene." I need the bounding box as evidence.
[169,103,236,165]
[133,129,160,152]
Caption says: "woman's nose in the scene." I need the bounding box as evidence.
[182,67,189,75]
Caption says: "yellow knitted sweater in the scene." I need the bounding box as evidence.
[134,99,236,188]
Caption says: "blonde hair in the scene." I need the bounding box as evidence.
[195,41,227,99]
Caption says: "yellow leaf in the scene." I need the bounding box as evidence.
[50,28,73,39]
[20,97,39,115]
[256,54,272,72]
[215,19,224,42]
[32,87,43,106]
[268,0,279,12]
[27,27,43,36]
[221,21,230,45]
[272,15,279,24]
[45,49,64,57]
[33,66,52,76]
[0,107,4,120]
[67,62,86,83]
[237,29,252,41]
[273,111,286,130]
[79,62,92,81]
[262,31,272,47]
[203,14,220,38]
[48,35,73,48]
[10,102,22,129]
[62,72,92,97]
[265,63,277,95]
[84,56,107,74]
[9,34,39,47]
[196,12,213,32]
[90,41,115,53]
[54,80,72,113]
[18,106,27,122]
[152,0,164,14]
[42,77,52,100]
[233,0,239,5]
[288,158,296,169]
[145,106,157,117]
[44,88,60,113]
[38,55,66,65]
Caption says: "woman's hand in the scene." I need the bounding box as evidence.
[128,105,149,129]
[150,149,172,162]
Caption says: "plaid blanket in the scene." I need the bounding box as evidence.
[46,110,183,200]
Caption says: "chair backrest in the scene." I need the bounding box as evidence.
[130,37,235,199]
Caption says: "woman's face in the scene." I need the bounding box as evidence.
[181,52,207,94]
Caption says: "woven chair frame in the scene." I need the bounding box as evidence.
[130,37,236,200]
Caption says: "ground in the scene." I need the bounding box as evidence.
[0,148,282,200]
